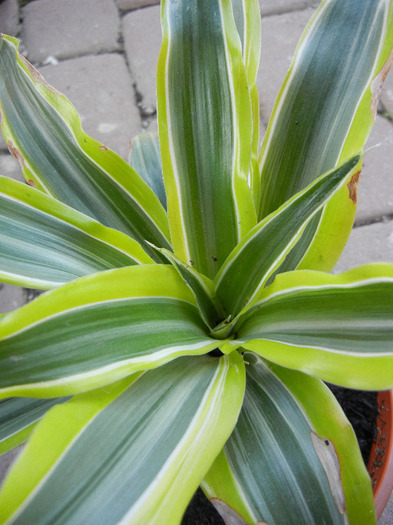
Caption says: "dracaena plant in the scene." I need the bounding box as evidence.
[0,0,393,523]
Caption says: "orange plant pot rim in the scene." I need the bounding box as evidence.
[367,390,393,519]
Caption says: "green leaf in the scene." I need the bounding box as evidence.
[0,352,245,525]
[203,354,375,524]
[155,247,226,330]
[0,176,153,289]
[0,265,222,398]
[258,0,393,271]
[157,0,256,279]
[0,397,69,455]
[231,0,261,205]
[234,264,393,390]
[0,35,170,261]
[129,132,166,210]
[214,155,361,320]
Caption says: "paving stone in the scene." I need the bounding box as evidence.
[39,54,141,159]
[117,0,159,10]
[380,497,393,525]
[0,134,6,153]
[0,152,24,182]
[356,115,393,224]
[0,0,19,36]
[333,220,393,273]
[381,67,393,118]
[259,0,318,16]
[123,5,161,113]
[257,8,316,122]
[21,0,120,64]
[0,283,26,314]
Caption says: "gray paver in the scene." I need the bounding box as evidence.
[117,0,159,10]
[260,0,317,16]
[0,283,26,314]
[380,497,393,525]
[356,115,393,224]
[39,54,141,159]
[0,152,24,182]
[381,64,393,118]
[0,135,6,153]
[123,5,161,113]
[0,0,19,37]
[334,220,393,273]
[257,8,316,121]
[21,0,120,64]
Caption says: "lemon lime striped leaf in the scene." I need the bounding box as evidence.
[129,132,167,210]
[0,352,245,525]
[234,264,393,390]
[0,35,170,262]
[157,0,256,279]
[0,397,69,455]
[155,247,226,330]
[203,354,375,525]
[214,155,361,319]
[258,0,393,272]
[231,0,261,204]
[0,265,222,399]
[0,177,153,290]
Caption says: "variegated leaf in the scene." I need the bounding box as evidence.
[203,354,375,524]
[0,397,69,455]
[0,353,245,525]
[258,0,393,271]
[234,264,393,390]
[214,155,360,321]
[129,132,166,210]
[0,176,152,289]
[0,265,222,398]
[0,35,170,261]
[157,0,256,278]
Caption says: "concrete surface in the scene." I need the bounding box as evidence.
[0,0,393,522]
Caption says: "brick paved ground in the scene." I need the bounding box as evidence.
[1,0,393,522]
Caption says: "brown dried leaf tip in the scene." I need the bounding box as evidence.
[371,47,393,119]
[18,53,62,96]
[347,170,361,204]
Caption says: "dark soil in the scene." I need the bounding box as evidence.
[181,386,379,525]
